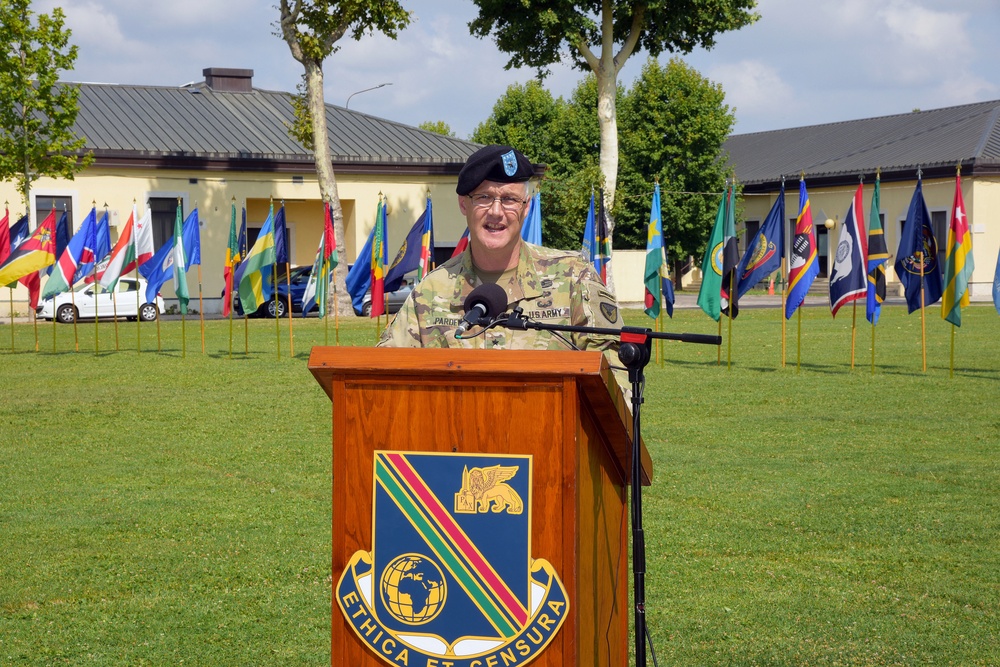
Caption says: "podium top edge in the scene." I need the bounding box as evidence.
[307,346,609,378]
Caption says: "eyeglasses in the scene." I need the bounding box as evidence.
[466,194,527,211]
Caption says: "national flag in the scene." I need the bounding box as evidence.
[719,185,740,318]
[223,202,238,318]
[451,228,470,258]
[100,206,138,291]
[370,199,388,317]
[385,209,427,292]
[697,185,730,321]
[237,207,248,264]
[993,245,1000,315]
[88,210,113,284]
[139,237,175,305]
[235,206,277,315]
[345,224,376,314]
[866,176,889,325]
[134,207,154,267]
[418,196,433,280]
[643,184,664,318]
[323,200,338,270]
[0,211,57,287]
[581,193,597,273]
[302,201,338,317]
[595,190,610,283]
[829,184,869,316]
[5,215,35,301]
[0,207,9,267]
[941,173,975,326]
[894,177,943,313]
[785,178,820,319]
[737,183,785,300]
[8,215,30,254]
[274,205,288,266]
[521,192,542,245]
[42,207,98,299]
[172,203,190,314]
[47,210,70,277]
[182,208,200,269]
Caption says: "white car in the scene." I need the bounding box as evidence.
[37,277,165,323]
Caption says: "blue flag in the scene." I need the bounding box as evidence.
[521,192,542,245]
[581,193,597,272]
[139,237,175,304]
[182,209,201,268]
[8,215,29,251]
[345,224,376,314]
[385,210,426,293]
[86,210,112,278]
[737,183,784,300]
[274,206,288,265]
[829,184,868,317]
[993,244,1000,315]
[894,178,943,313]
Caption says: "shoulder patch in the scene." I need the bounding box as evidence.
[599,301,619,324]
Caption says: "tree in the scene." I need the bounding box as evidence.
[470,80,560,165]
[617,57,735,285]
[468,0,758,266]
[278,0,410,316]
[418,120,456,137]
[0,0,91,224]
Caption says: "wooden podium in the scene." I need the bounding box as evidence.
[308,347,651,667]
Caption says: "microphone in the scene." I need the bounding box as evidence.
[455,283,508,337]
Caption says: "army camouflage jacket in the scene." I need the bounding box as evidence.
[377,242,622,354]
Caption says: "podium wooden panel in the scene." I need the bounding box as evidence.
[309,347,651,667]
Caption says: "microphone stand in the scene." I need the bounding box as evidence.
[474,306,721,667]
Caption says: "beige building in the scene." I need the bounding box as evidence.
[2,68,480,316]
[725,99,1000,300]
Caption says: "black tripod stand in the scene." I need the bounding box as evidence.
[475,307,722,666]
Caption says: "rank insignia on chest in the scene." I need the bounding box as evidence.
[336,451,569,666]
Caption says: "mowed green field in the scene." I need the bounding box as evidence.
[1,303,998,666]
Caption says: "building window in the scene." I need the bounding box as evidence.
[34,195,75,232]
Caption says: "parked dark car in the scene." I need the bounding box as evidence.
[227,266,413,317]
[227,265,312,318]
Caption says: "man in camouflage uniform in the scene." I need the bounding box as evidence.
[378,144,622,359]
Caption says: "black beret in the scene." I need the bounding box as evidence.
[456,145,534,195]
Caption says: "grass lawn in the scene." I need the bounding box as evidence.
[1,303,998,665]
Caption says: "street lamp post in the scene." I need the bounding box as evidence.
[345,82,392,109]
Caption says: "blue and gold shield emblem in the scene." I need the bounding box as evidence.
[501,150,518,177]
[337,451,568,666]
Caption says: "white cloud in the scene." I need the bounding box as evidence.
[707,60,796,118]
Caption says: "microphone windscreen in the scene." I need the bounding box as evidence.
[464,282,508,318]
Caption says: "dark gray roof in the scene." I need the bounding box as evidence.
[724,99,1000,189]
[70,80,479,170]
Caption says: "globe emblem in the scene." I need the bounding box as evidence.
[379,553,447,625]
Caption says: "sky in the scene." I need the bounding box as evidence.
[40,0,1000,141]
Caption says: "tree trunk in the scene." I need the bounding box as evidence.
[303,60,353,317]
[595,65,619,293]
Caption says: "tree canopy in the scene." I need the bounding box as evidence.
[471,58,735,277]
[0,0,91,220]
[468,0,757,283]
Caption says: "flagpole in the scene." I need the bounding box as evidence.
[244,312,248,355]
[197,263,204,354]
[136,254,142,353]
[333,264,339,345]
[781,260,787,368]
[156,306,161,352]
[727,270,735,369]
[796,307,802,372]
[850,300,857,370]
[871,317,876,376]
[228,297,233,359]
[274,263,280,360]
[7,287,13,352]
[112,291,119,351]
[32,307,38,352]
[919,250,926,372]
[285,261,294,358]
[716,318,722,366]
[949,324,956,378]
